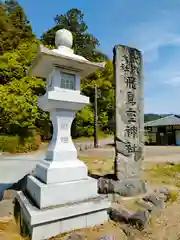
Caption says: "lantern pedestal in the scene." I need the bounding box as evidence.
[16,191,109,240]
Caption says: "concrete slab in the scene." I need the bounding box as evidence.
[16,191,110,240]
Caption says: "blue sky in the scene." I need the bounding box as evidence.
[18,0,180,114]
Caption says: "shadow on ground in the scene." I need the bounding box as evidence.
[0,183,14,200]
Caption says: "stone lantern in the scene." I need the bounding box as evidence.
[16,29,109,240]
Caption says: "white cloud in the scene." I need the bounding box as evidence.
[128,11,180,63]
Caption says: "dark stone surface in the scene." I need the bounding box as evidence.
[98,177,147,197]
[98,178,115,194]
[108,208,131,223]
[143,193,164,209]
[108,208,150,231]
[129,210,150,231]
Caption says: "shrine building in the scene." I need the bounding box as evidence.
[144,114,180,146]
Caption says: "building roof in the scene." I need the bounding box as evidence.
[145,115,180,127]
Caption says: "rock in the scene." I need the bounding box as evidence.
[158,193,168,202]
[143,193,164,209]
[129,210,150,231]
[108,208,131,223]
[113,179,147,197]
[136,199,154,212]
[159,187,170,196]
[98,178,114,194]
[108,208,150,231]
[98,178,147,197]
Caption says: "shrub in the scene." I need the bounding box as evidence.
[167,190,179,202]
[0,134,41,153]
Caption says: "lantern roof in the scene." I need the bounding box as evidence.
[28,28,106,78]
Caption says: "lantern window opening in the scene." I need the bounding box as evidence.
[60,71,76,90]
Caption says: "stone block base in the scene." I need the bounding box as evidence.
[16,191,110,240]
[35,159,88,184]
[27,175,99,209]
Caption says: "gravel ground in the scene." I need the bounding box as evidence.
[82,145,180,163]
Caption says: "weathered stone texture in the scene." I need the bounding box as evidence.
[113,45,144,181]
[98,177,146,197]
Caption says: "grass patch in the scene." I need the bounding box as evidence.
[79,155,113,175]
[79,156,180,188]
[167,190,179,202]
[143,163,180,187]
[0,219,25,240]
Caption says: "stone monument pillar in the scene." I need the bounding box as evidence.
[113,45,146,195]
[16,29,109,240]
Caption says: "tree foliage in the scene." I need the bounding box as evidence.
[144,114,163,123]
[0,41,49,136]
[0,3,114,151]
[0,1,50,139]
[0,0,34,54]
[41,8,107,62]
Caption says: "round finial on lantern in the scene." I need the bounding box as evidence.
[55,29,73,49]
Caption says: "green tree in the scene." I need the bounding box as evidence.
[0,40,50,138]
[41,8,107,62]
[0,0,34,54]
[81,60,114,132]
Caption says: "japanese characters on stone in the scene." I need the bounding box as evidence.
[119,47,141,154]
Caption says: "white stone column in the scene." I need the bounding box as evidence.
[45,109,77,162]
[35,108,88,185]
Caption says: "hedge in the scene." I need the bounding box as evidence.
[0,134,41,153]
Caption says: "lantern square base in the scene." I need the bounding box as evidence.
[16,191,110,240]
[35,159,88,184]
